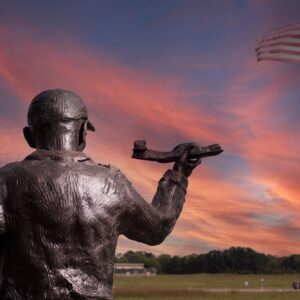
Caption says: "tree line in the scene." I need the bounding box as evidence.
[115,247,300,274]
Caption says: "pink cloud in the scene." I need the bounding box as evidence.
[1,24,300,256]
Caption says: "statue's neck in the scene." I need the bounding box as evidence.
[35,132,83,152]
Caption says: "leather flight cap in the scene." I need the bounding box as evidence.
[27,89,96,131]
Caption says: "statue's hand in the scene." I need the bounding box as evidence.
[172,143,201,177]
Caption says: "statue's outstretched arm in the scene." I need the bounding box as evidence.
[120,144,201,245]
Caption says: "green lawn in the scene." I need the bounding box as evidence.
[113,274,300,299]
[115,294,300,300]
[114,274,300,289]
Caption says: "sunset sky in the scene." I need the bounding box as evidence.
[1,0,300,256]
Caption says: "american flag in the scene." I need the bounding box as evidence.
[255,21,300,63]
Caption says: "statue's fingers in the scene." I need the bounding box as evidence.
[180,150,189,162]
[173,149,189,172]
[188,158,201,169]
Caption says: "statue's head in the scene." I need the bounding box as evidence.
[23,89,95,152]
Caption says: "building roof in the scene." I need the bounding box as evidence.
[114,263,144,269]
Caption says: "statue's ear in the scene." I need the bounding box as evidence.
[23,126,36,148]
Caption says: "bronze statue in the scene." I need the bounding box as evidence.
[0,89,222,299]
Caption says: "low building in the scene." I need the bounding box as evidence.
[114,263,157,276]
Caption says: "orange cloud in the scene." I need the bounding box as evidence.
[0,26,226,146]
[1,25,300,256]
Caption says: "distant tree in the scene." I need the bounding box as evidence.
[144,253,160,269]
[157,254,171,273]
[265,255,281,274]
[181,254,203,274]
[222,247,266,273]
[115,247,300,275]
[207,250,227,273]
[167,256,182,274]
[282,255,300,273]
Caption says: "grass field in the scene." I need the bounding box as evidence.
[113,274,300,299]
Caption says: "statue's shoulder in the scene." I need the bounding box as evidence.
[0,161,23,176]
[0,162,21,208]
